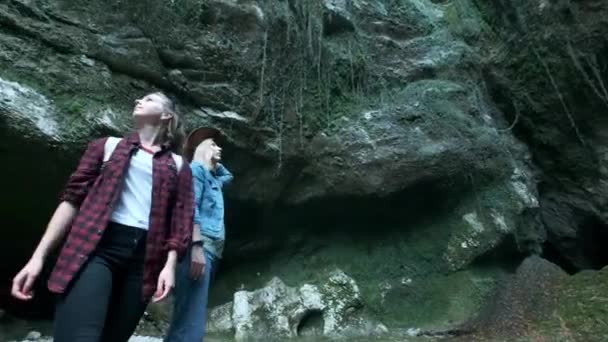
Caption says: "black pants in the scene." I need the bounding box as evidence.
[53,222,149,342]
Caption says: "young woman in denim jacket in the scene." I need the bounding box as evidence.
[11,92,194,342]
[165,127,233,342]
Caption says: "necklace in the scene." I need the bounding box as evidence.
[140,145,157,155]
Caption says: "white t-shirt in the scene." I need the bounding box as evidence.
[110,149,153,230]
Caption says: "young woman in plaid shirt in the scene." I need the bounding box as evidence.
[11,92,194,342]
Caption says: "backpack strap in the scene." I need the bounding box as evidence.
[103,136,183,172]
[103,137,122,162]
[171,153,184,173]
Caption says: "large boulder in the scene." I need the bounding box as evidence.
[207,270,368,340]
[460,256,608,341]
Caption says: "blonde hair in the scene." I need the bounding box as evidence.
[152,92,185,153]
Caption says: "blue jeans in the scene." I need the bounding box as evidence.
[165,247,217,342]
[54,222,148,342]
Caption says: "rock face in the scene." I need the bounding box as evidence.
[472,0,608,271]
[0,0,532,204]
[207,270,365,340]
[1,0,608,340]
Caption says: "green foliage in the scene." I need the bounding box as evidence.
[252,1,373,138]
[63,98,87,115]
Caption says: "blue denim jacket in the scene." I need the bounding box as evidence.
[192,161,233,256]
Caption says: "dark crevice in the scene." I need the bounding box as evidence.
[323,12,355,36]
[470,234,527,273]
[541,241,577,275]
[0,128,70,320]
[43,10,100,33]
[297,309,324,336]
[0,8,76,54]
[272,175,472,232]
[218,174,478,287]
[9,0,49,22]
[541,213,608,275]
[578,216,608,270]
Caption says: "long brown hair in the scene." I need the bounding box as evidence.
[152,92,185,154]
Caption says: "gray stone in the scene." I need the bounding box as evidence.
[24,331,41,340]
[208,270,368,340]
[0,77,61,140]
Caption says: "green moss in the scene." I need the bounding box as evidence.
[166,268,608,341]
[443,1,492,40]
[0,49,133,144]
[532,268,608,341]
[381,268,501,329]
[211,206,509,330]
[61,98,87,115]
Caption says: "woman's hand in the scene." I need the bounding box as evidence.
[152,263,175,303]
[12,201,78,301]
[12,257,44,300]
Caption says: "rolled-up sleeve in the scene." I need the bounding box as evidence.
[167,163,194,260]
[191,164,206,227]
[59,138,106,207]
[216,163,234,186]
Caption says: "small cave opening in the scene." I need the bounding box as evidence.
[578,216,608,270]
[541,215,608,274]
[296,309,324,337]
[541,241,578,274]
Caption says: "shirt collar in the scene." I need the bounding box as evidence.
[126,132,172,152]
[191,160,217,175]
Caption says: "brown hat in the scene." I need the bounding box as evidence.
[183,127,224,162]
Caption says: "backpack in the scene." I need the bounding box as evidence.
[103,137,183,172]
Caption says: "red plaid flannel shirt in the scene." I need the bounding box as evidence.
[48,133,193,299]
